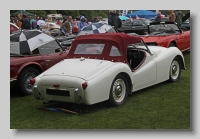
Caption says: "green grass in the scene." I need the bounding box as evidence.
[10,52,190,129]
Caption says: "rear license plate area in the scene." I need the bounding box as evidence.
[46,89,70,96]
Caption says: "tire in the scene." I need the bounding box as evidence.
[168,57,181,82]
[17,67,40,95]
[108,74,129,106]
[169,42,175,47]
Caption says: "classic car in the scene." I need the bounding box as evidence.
[31,33,186,106]
[117,18,151,35]
[141,22,190,52]
[10,30,69,95]
[10,23,19,34]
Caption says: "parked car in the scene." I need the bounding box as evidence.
[141,22,190,52]
[117,18,151,35]
[180,19,190,30]
[31,33,186,106]
[150,16,190,30]
[10,30,69,95]
[10,23,19,34]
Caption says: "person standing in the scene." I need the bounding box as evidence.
[37,17,46,30]
[78,16,87,32]
[108,10,118,29]
[61,16,73,35]
[17,14,23,28]
[21,14,31,30]
[30,16,37,30]
[155,12,162,22]
[174,10,183,27]
[169,10,176,22]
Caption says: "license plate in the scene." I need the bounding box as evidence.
[46,89,70,96]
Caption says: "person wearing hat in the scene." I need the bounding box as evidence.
[78,16,87,32]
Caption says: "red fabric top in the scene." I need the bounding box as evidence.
[68,33,143,63]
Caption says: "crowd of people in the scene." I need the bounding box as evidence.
[154,10,184,26]
[10,13,104,35]
[10,10,184,36]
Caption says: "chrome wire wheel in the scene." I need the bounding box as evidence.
[112,79,126,103]
[24,72,37,93]
[170,60,180,80]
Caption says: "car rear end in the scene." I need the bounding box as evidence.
[32,75,87,104]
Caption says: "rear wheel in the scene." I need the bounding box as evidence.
[108,74,129,106]
[17,67,40,95]
[168,57,181,82]
[169,42,176,47]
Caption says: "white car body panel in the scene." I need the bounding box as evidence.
[33,45,185,105]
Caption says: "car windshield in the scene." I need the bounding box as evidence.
[74,43,105,54]
[128,40,150,53]
[149,23,180,35]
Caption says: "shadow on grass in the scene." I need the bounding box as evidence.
[35,81,169,116]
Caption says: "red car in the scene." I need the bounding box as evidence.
[72,21,79,33]
[141,22,190,52]
[10,39,68,95]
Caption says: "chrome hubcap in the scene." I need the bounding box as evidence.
[170,60,180,80]
[24,72,37,92]
[112,79,126,102]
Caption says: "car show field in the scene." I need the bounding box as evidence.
[10,51,190,129]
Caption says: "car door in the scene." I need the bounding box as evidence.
[176,31,188,51]
[132,50,157,91]
[38,40,67,69]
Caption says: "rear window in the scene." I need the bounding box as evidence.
[74,44,105,54]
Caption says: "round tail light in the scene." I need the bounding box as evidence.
[30,78,35,85]
[53,84,60,88]
[82,82,88,90]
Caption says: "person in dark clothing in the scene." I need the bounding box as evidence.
[155,12,162,22]
[116,13,122,28]
[108,10,118,29]
[174,10,183,27]
[21,14,31,30]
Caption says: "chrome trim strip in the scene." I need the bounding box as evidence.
[10,79,17,82]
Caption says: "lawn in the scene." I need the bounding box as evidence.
[10,52,190,129]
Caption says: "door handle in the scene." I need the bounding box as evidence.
[45,60,51,62]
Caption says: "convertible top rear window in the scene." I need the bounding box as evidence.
[74,43,105,55]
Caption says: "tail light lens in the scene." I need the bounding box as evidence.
[53,84,60,88]
[30,78,35,85]
[82,82,88,90]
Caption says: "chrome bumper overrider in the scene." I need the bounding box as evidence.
[33,85,43,100]
[74,88,81,103]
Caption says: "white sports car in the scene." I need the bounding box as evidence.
[31,33,186,106]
